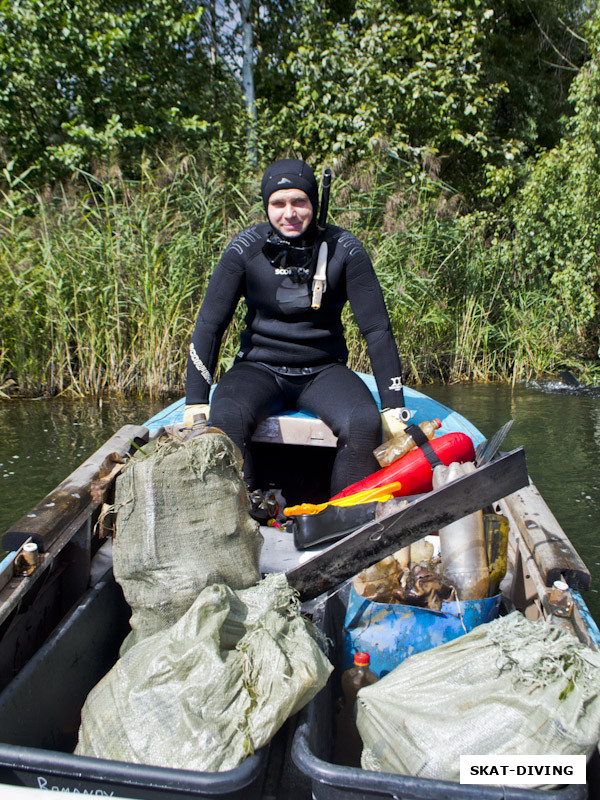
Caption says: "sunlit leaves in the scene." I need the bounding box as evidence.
[268,0,505,191]
[492,5,600,356]
[0,0,238,178]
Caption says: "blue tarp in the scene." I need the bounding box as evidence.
[342,584,501,677]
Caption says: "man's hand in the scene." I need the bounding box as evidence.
[182,403,211,429]
[381,407,411,440]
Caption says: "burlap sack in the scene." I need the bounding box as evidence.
[76,573,333,772]
[357,611,600,785]
[113,430,263,652]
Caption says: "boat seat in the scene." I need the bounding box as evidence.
[252,413,337,448]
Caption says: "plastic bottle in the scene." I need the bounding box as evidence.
[394,545,411,569]
[409,537,435,566]
[432,462,490,600]
[546,580,573,618]
[334,652,379,767]
[484,513,509,596]
[374,419,442,468]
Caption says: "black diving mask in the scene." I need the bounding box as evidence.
[262,233,316,284]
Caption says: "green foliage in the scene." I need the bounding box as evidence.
[0,154,598,396]
[499,4,600,360]
[0,158,257,396]
[267,0,502,184]
[0,0,598,392]
[327,164,599,384]
[0,0,591,198]
[482,0,588,149]
[259,0,586,199]
[474,0,589,204]
[0,0,243,179]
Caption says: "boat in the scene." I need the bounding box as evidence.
[0,376,598,799]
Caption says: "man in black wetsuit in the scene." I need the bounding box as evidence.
[184,158,408,496]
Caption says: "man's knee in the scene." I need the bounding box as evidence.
[210,397,254,441]
[338,401,381,446]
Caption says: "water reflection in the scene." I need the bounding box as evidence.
[0,396,172,532]
[0,384,598,624]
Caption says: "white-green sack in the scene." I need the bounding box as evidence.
[357,612,600,783]
[76,573,332,772]
[113,431,263,652]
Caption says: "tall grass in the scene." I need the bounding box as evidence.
[0,158,596,397]
[334,166,600,385]
[0,159,257,396]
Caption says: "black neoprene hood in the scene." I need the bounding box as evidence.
[260,159,319,216]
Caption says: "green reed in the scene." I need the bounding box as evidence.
[0,159,256,396]
[333,167,599,386]
[0,158,595,397]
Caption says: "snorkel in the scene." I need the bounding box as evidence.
[311,167,332,308]
[317,167,332,231]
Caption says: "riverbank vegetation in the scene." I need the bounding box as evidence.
[1,0,599,397]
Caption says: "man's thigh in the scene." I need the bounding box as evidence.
[211,362,286,424]
[298,366,379,436]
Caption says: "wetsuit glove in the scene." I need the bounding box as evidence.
[381,407,411,440]
[183,403,211,429]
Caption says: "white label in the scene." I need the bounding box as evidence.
[460,755,586,785]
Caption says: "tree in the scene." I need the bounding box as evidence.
[476,0,589,202]
[506,5,599,356]
[261,0,589,200]
[0,0,242,179]
[239,0,257,166]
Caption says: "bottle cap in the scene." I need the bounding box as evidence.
[553,580,569,592]
[354,652,370,666]
[433,419,441,428]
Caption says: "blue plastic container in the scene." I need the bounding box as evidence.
[342,584,501,676]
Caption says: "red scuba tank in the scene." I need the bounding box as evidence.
[330,432,475,501]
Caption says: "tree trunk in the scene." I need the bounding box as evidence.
[239,0,257,168]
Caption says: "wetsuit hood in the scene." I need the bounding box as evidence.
[261,159,321,278]
[261,159,319,223]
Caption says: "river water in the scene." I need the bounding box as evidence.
[1,381,599,623]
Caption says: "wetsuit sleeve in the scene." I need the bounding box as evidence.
[343,238,405,410]
[186,243,246,404]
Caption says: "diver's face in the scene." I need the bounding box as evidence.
[267,189,313,238]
